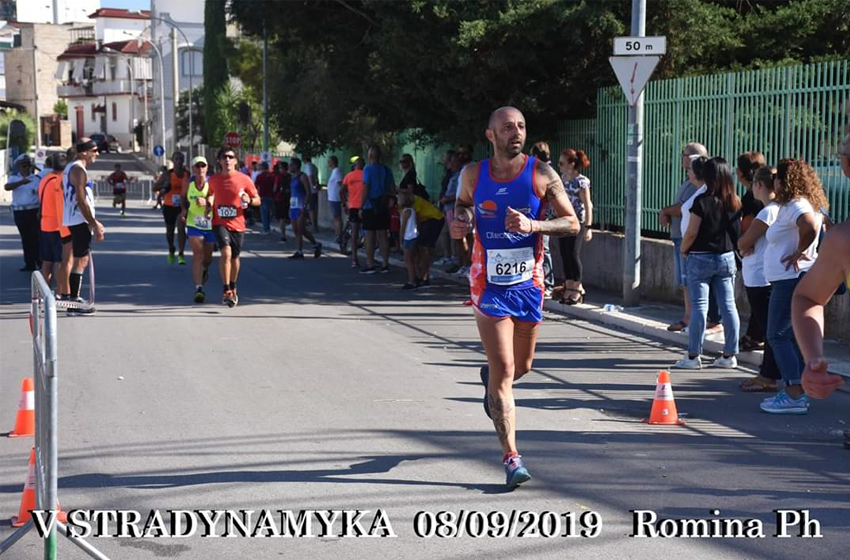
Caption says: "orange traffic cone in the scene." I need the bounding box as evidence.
[11,448,67,527]
[644,370,685,425]
[8,378,35,438]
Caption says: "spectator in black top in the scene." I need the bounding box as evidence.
[530,141,556,298]
[398,153,430,201]
[736,151,767,350]
[673,157,742,370]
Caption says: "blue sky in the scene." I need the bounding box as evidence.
[102,0,151,10]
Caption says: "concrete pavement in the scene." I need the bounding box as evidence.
[1,202,848,559]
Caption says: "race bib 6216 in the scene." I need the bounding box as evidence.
[487,247,535,285]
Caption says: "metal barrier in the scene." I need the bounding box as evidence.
[0,272,109,560]
[92,179,153,203]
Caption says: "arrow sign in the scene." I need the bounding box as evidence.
[609,56,660,106]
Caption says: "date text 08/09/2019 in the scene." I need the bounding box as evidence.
[29,508,822,539]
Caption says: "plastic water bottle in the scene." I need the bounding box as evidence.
[603,304,623,313]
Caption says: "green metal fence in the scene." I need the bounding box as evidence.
[559,59,850,232]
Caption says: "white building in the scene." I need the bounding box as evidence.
[55,8,152,151]
[4,0,99,25]
[150,0,204,156]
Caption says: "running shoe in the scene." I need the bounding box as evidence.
[504,455,532,489]
[480,365,491,419]
[222,290,236,307]
[710,355,738,369]
[167,253,175,265]
[446,264,461,274]
[231,289,239,307]
[177,255,186,265]
[289,252,305,259]
[759,390,809,414]
[314,243,323,258]
[380,265,390,274]
[66,297,95,316]
[401,283,418,291]
[202,266,209,285]
[194,288,205,303]
[360,266,378,274]
[672,355,702,370]
[454,266,470,278]
[119,211,126,217]
[417,279,431,290]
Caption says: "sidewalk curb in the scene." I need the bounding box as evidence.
[306,227,850,380]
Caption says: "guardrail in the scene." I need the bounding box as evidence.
[91,179,153,203]
[0,272,109,559]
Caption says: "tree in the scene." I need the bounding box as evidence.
[0,110,35,151]
[176,85,205,145]
[52,100,68,119]
[228,0,850,152]
[203,0,230,147]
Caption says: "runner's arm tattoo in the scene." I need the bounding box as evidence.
[534,162,579,236]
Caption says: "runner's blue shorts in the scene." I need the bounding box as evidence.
[186,226,215,244]
[472,285,544,324]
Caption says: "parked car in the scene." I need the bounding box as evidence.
[89,133,120,153]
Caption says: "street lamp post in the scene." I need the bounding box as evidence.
[143,12,195,162]
[146,40,167,167]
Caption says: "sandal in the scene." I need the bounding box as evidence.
[740,376,779,393]
[739,336,765,352]
[667,320,688,332]
[559,288,584,305]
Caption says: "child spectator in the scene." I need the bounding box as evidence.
[399,190,418,290]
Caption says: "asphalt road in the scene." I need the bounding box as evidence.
[1,201,848,559]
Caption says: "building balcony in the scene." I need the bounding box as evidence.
[92,80,140,96]
[57,83,92,97]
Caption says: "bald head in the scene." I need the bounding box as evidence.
[486,106,527,158]
[488,106,524,130]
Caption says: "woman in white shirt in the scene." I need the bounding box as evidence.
[759,159,826,415]
[4,154,42,271]
[737,167,780,392]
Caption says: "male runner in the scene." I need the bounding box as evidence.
[107,163,129,216]
[205,146,260,307]
[155,151,190,264]
[181,156,215,303]
[287,157,322,259]
[453,107,578,489]
[62,138,106,314]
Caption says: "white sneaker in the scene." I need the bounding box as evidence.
[710,355,738,369]
[455,266,470,277]
[672,356,702,370]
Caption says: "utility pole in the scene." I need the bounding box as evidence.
[171,27,179,156]
[32,40,41,149]
[262,19,269,157]
[623,0,646,306]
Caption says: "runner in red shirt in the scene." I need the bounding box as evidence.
[107,163,129,216]
[205,146,260,307]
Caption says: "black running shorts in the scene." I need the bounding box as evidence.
[213,225,244,258]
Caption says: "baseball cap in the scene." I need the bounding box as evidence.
[191,155,208,167]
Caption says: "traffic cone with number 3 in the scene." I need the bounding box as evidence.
[8,378,35,438]
[645,370,686,425]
